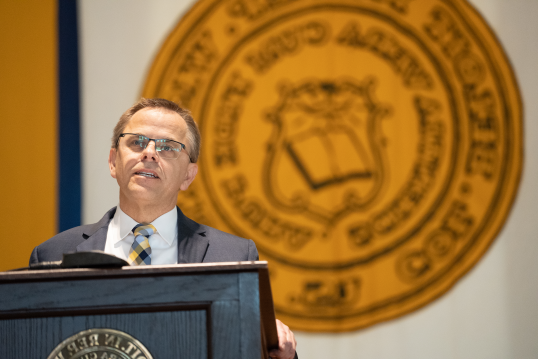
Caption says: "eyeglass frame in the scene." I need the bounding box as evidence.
[116,133,192,162]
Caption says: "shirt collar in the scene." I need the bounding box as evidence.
[150,206,178,245]
[116,205,177,246]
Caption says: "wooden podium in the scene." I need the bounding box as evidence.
[0,261,278,358]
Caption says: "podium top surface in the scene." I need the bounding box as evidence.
[0,261,269,283]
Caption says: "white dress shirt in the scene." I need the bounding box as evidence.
[104,205,178,265]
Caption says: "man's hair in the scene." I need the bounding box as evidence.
[112,98,201,163]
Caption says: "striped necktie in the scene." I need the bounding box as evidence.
[128,223,156,265]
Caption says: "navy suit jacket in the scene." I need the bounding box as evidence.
[29,207,258,264]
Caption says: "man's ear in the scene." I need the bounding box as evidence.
[180,162,198,191]
[108,148,117,179]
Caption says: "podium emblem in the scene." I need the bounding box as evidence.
[143,0,522,331]
[47,329,153,359]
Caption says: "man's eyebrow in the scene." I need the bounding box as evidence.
[164,137,182,142]
[150,135,178,142]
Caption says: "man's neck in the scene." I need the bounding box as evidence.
[118,199,176,223]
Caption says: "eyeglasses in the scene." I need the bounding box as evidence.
[117,133,190,161]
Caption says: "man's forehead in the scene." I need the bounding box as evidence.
[132,107,184,121]
[126,108,187,131]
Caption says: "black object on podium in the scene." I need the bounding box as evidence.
[0,261,278,359]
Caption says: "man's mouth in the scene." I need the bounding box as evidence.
[135,171,159,178]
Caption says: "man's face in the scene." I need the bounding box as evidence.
[108,108,198,210]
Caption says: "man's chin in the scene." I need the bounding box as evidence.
[123,183,161,200]
[123,184,178,203]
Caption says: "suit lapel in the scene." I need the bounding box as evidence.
[176,207,209,263]
[76,207,116,252]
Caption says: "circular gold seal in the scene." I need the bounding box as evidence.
[143,0,522,331]
[47,328,153,359]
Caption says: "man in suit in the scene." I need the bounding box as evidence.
[30,98,297,359]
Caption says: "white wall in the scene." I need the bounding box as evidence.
[79,1,538,358]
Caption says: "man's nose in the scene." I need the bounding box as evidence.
[141,140,159,161]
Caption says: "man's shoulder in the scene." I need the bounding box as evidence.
[200,223,259,262]
[42,223,96,244]
[29,224,92,264]
[30,208,116,264]
[42,207,116,246]
[179,212,259,262]
[181,214,252,245]
[200,223,248,242]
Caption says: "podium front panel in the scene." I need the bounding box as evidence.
[1,310,208,358]
[0,264,267,359]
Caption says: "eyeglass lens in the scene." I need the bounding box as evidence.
[123,134,182,159]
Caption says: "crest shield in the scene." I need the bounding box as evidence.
[263,78,391,224]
